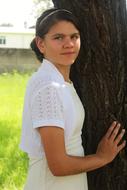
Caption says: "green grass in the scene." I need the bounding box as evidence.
[0,72,30,190]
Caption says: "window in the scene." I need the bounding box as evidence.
[0,36,6,44]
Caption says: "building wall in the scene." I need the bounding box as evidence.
[0,28,41,73]
[0,48,40,73]
[0,28,35,49]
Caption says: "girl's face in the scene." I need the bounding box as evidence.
[36,20,80,67]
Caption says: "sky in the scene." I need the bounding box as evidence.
[0,0,35,28]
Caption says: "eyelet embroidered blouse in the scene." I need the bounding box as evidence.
[20,58,85,158]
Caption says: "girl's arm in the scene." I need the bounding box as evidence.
[38,121,126,176]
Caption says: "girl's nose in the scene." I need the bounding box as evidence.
[63,37,74,48]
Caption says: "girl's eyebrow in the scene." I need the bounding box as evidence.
[51,32,80,37]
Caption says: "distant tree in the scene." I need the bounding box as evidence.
[32,0,53,17]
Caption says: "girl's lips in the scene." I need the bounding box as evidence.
[61,52,75,55]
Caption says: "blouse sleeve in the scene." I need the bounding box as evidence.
[30,83,65,129]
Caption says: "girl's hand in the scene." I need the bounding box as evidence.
[96,121,126,164]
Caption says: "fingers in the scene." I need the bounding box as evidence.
[110,123,121,142]
[105,121,117,139]
[117,140,126,152]
[105,121,126,143]
[114,128,125,144]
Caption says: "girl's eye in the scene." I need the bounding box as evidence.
[71,34,80,40]
[54,36,63,40]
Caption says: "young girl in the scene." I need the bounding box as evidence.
[20,8,126,190]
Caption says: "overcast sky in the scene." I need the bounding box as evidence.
[0,0,35,28]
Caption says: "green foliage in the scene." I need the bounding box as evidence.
[0,72,30,190]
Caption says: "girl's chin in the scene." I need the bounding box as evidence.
[61,58,76,64]
[60,60,75,65]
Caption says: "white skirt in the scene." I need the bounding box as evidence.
[23,156,88,190]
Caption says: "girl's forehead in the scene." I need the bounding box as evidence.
[48,20,79,34]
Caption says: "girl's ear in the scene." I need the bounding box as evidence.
[35,36,45,54]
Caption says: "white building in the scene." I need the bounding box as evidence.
[0,27,35,49]
[0,27,40,73]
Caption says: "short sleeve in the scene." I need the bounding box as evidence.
[31,83,65,129]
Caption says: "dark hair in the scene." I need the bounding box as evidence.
[30,8,80,62]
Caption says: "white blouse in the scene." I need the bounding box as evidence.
[20,59,85,158]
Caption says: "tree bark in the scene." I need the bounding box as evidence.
[52,0,127,189]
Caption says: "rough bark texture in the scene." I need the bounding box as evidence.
[52,0,127,189]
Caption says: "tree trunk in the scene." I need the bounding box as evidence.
[52,0,127,189]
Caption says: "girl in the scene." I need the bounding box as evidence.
[20,8,126,190]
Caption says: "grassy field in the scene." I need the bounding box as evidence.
[0,72,30,190]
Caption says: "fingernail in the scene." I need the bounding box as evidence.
[113,121,117,125]
[122,129,125,133]
[117,123,121,128]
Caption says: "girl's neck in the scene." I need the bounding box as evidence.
[45,58,71,83]
[54,64,71,83]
